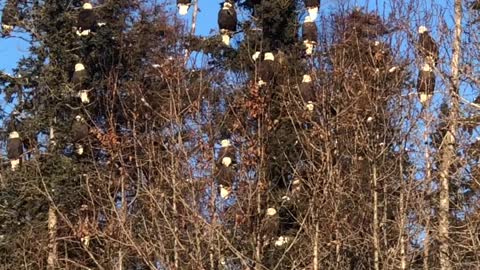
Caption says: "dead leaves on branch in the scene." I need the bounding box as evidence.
[245,81,266,119]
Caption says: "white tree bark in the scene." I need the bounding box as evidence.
[423,116,432,270]
[399,158,407,270]
[313,214,319,270]
[438,1,462,269]
[372,164,380,270]
[47,207,57,270]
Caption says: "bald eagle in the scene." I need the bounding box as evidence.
[257,52,275,86]
[7,131,23,171]
[418,26,439,66]
[217,139,236,198]
[72,115,89,155]
[260,207,280,243]
[1,0,18,36]
[218,1,237,46]
[417,63,435,104]
[72,63,88,86]
[304,0,320,21]
[273,205,299,247]
[76,3,97,36]
[302,16,318,56]
[177,0,192,16]
[300,74,315,111]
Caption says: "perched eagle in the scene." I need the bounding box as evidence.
[177,0,192,16]
[300,74,315,111]
[260,207,280,243]
[417,63,435,104]
[7,131,23,171]
[1,0,18,36]
[72,63,88,88]
[273,204,300,247]
[217,139,235,198]
[257,52,275,87]
[72,115,89,155]
[304,0,320,21]
[218,1,237,46]
[418,26,439,67]
[76,3,97,36]
[302,16,318,56]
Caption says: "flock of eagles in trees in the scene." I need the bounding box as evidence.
[0,0,463,250]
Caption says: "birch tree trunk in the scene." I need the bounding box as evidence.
[399,157,407,270]
[372,164,380,270]
[313,213,319,270]
[116,173,127,270]
[423,115,432,270]
[47,116,58,270]
[47,207,57,270]
[438,1,462,269]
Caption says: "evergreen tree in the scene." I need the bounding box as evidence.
[1,0,480,269]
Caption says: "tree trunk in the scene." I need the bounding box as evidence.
[438,1,462,269]
[399,158,407,270]
[423,115,432,270]
[372,164,380,270]
[313,215,319,270]
[47,207,57,270]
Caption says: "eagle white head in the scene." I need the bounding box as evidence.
[418,26,428,34]
[75,144,84,155]
[307,7,319,21]
[223,1,233,9]
[9,131,20,139]
[252,51,261,61]
[264,52,275,61]
[219,185,231,198]
[302,74,312,83]
[220,139,231,148]
[221,156,232,167]
[257,79,266,87]
[178,4,190,15]
[422,62,432,72]
[82,3,93,10]
[306,101,315,111]
[266,207,277,216]
[75,63,85,71]
[292,179,301,192]
[292,178,301,186]
[274,236,290,247]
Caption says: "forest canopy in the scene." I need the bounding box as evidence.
[0,0,479,269]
